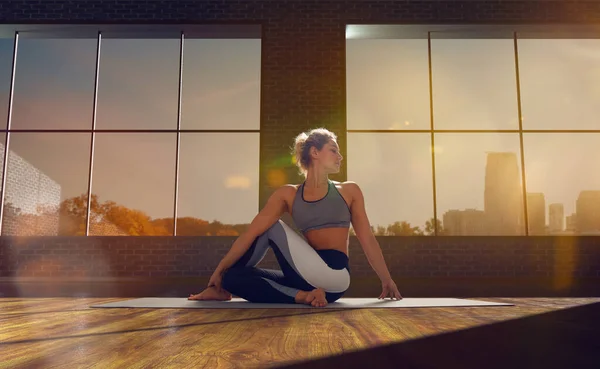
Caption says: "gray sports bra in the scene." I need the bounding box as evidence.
[291,180,352,233]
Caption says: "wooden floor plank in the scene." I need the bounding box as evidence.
[1,297,599,369]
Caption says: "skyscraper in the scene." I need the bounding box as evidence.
[484,152,523,235]
[575,191,600,234]
[566,214,577,232]
[527,193,546,235]
[549,203,564,234]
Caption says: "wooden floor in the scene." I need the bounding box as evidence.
[1,297,599,369]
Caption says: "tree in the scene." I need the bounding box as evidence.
[58,193,101,235]
[386,221,422,236]
[55,193,251,236]
[101,201,170,236]
[424,218,445,236]
[175,217,210,236]
[352,221,426,236]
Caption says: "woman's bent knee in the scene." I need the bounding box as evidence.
[221,268,245,291]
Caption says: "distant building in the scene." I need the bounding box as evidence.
[0,143,62,235]
[575,191,600,233]
[443,209,487,236]
[548,203,564,233]
[566,213,577,232]
[484,152,524,235]
[527,193,546,235]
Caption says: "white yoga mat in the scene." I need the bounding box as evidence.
[91,297,513,309]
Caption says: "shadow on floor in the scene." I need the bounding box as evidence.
[276,301,600,369]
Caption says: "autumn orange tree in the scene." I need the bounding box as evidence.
[55,194,249,236]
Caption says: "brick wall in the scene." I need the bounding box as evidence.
[2,1,599,23]
[0,144,61,236]
[1,236,598,280]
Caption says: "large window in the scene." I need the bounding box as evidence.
[177,133,259,236]
[518,38,600,235]
[11,38,98,130]
[96,38,181,131]
[347,39,434,235]
[347,26,600,236]
[2,133,91,236]
[0,26,261,236]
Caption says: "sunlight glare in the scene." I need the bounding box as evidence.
[224,176,252,189]
[553,237,578,291]
[267,169,287,187]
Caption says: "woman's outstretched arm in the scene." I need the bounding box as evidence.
[214,185,293,273]
[346,182,392,281]
[346,181,402,299]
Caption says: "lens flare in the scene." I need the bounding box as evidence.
[267,169,287,187]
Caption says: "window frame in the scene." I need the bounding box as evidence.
[346,24,600,236]
[0,24,262,236]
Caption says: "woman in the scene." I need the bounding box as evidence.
[189,128,402,307]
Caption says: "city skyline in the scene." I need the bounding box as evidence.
[0,36,599,235]
[441,150,600,235]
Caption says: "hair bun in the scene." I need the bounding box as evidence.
[291,128,337,177]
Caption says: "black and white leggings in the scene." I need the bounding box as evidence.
[221,220,351,304]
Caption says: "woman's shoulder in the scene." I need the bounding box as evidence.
[276,184,301,197]
[280,181,362,189]
[280,183,301,190]
[330,181,363,202]
[331,180,361,190]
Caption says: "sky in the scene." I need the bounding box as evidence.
[0,35,599,229]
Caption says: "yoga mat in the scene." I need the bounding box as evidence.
[91,297,513,309]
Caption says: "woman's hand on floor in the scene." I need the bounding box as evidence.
[379,278,403,300]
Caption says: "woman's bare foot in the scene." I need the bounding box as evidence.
[188,286,232,301]
[295,288,328,307]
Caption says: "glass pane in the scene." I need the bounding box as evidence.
[0,37,14,130]
[523,133,600,235]
[177,133,259,235]
[0,132,5,195]
[96,39,180,130]
[181,39,261,130]
[346,39,431,130]
[1,133,91,236]
[518,39,600,130]
[434,133,524,235]
[11,38,97,130]
[89,133,176,235]
[431,39,518,130]
[347,133,434,235]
